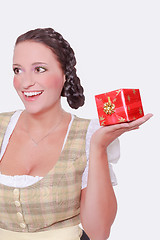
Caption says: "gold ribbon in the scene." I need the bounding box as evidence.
[103,97,115,115]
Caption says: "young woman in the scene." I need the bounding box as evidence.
[0,28,152,240]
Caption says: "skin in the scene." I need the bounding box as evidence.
[13,41,65,116]
[0,41,71,176]
[0,40,153,239]
[80,113,152,239]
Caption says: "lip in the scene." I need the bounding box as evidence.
[22,91,44,102]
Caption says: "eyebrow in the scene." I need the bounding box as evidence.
[13,64,22,67]
[13,62,48,67]
[31,62,48,66]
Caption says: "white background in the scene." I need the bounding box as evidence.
[0,0,159,239]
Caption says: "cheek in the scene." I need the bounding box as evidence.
[45,75,64,90]
[13,77,21,90]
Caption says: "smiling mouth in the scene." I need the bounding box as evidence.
[23,91,43,98]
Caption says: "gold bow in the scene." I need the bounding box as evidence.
[103,97,115,115]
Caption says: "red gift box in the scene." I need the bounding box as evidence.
[95,89,144,126]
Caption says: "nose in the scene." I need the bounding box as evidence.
[22,73,36,89]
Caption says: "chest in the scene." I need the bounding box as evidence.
[0,128,67,177]
[0,114,89,232]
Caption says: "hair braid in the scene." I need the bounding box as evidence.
[15,28,85,109]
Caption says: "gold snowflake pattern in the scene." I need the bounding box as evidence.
[113,98,117,102]
[127,95,131,102]
[118,117,126,122]
[139,108,143,115]
[99,116,105,121]
[101,121,105,126]
[116,90,121,96]
[133,89,136,94]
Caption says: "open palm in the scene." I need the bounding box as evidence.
[91,113,153,148]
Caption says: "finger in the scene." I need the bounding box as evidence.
[109,113,153,134]
[124,126,140,132]
[128,113,153,128]
[116,113,153,130]
[102,113,153,133]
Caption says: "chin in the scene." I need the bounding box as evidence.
[23,106,44,115]
[22,98,60,115]
[24,105,55,116]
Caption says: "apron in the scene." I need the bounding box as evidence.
[0,225,83,240]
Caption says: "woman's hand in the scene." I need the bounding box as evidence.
[90,113,153,150]
[81,113,153,239]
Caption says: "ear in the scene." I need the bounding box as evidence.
[63,74,66,83]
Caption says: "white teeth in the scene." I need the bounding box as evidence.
[24,91,42,97]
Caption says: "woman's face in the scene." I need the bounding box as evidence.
[13,41,65,114]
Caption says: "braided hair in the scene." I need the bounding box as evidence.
[15,28,85,109]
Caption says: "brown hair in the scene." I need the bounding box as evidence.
[15,28,85,109]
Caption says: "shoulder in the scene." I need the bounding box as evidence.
[74,115,91,124]
[0,111,16,118]
[72,115,100,134]
[85,118,100,146]
[0,110,22,128]
[74,115,99,126]
[0,111,16,123]
[73,115,91,132]
[87,118,101,132]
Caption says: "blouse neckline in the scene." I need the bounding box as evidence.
[0,110,75,189]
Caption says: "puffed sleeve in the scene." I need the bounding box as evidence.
[81,119,120,189]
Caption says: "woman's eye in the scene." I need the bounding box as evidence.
[35,66,46,73]
[13,67,22,74]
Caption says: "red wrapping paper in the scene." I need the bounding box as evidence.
[95,89,144,126]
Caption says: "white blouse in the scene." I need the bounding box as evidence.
[0,110,120,189]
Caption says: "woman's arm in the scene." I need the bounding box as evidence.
[80,146,117,240]
[80,114,153,240]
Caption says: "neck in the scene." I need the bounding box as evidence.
[22,104,65,133]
